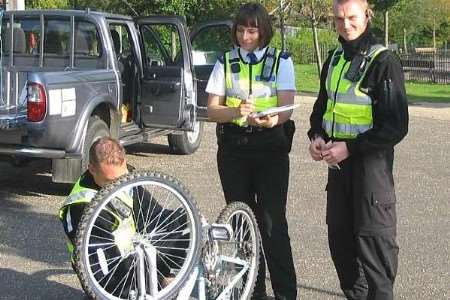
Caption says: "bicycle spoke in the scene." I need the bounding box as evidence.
[112,257,137,297]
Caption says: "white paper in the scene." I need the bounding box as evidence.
[61,100,76,117]
[48,89,62,115]
[62,88,76,101]
[251,104,299,118]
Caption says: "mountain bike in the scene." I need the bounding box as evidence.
[74,170,260,300]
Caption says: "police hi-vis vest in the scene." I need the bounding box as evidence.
[59,178,134,258]
[225,47,280,126]
[322,44,387,139]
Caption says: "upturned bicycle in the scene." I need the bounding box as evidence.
[74,170,260,300]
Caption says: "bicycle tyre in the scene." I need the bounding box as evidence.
[74,170,202,300]
[215,201,261,299]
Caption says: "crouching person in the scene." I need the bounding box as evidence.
[59,137,185,297]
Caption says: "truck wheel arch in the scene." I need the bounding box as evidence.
[67,96,119,154]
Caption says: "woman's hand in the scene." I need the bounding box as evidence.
[238,101,255,118]
[247,114,278,128]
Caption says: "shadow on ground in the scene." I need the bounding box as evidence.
[0,197,68,266]
[125,142,171,156]
[0,268,84,299]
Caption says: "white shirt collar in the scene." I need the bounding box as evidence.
[238,46,268,63]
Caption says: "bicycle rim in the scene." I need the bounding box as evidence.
[76,172,202,300]
[214,201,260,299]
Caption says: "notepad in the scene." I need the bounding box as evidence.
[250,104,299,118]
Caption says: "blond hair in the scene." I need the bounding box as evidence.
[333,0,374,21]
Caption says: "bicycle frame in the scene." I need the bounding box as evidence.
[177,223,252,300]
[129,223,252,300]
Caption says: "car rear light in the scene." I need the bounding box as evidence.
[27,82,47,122]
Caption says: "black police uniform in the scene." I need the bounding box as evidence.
[308,28,409,300]
[216,50,297,300]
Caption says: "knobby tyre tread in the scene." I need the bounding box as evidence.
[216,201,261,300]
[74,170,202,300]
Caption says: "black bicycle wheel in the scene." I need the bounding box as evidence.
[74,170,202,300]
[209,201,261,299]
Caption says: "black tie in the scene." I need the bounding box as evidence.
[247,52,257,64]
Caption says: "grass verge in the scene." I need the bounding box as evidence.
[295,64,450,103]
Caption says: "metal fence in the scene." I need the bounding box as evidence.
[399,51,450,84]
[295,43,450,84]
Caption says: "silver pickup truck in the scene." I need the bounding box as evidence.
[0,9,231,182]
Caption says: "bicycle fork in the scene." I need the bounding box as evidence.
[133,244,158,300]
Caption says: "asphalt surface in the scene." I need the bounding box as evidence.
[0,96,448,300]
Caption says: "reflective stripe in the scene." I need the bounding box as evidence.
[323,119,372,138]
[334,88,371,105]
[62,189,97,208]
[66,206,73,233]
[225,85,276,100]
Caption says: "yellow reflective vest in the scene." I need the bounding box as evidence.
[59,178,134,260]
[322,44,387,139]
[225,47,280,126]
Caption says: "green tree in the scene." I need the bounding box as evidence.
[26,0,70,9]
[387,0,450,50]
[369,0,400,46]
[295,0,332,74]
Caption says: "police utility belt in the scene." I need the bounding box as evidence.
[218,122,282,142]
[216,122,292,152]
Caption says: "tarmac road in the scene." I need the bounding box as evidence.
[0,95,448,299]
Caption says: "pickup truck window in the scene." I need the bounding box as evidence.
[75,20,105,69]
[1,17,41,66]
[141,24,182,67]
[109,24,133,57]
[191,25,232,66]
[109,23,135,103]
[44,17,70,67]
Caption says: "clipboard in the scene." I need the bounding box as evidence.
[250,104,299,118]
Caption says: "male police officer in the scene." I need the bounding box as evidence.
[308,0,408,299]
[59,137,185,297]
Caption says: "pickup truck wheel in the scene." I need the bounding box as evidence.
[168,121,203,155]
[82,117,110,171]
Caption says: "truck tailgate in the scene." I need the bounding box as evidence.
[0,70,28,130]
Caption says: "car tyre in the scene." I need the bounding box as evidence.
[168,121,203,155]
[82,116,110,172]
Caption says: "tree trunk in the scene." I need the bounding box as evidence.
[280,0,286,51]
[433,18,436,50]
[312,15,322,76]
[384,10,389,47]
[403,28,408,54]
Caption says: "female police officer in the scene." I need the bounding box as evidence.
[206,3,297,300]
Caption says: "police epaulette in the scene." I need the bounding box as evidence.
[217,54,224,64]
[279,51,291,59]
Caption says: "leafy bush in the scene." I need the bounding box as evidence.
[271,27,338,64]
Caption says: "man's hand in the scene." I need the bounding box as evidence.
[309,136,325,161]
[321,141,349,165]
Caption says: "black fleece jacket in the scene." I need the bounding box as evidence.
[307,28,409,155]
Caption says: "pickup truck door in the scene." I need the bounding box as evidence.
[135,17,195,130]
[190,20,233,120]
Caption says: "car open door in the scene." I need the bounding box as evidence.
[135,17,195,130]
[190,20,233,120]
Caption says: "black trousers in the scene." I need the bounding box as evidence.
[326,153,399,300]
[217,147,297,300]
